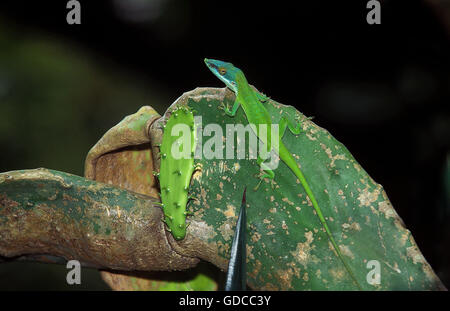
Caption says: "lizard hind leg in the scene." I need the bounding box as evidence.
[255,91,270,103]
[280,116,302,137]
[254,156,275,191]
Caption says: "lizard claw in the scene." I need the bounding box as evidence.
[253,176,275,191]
[269,179,276,190]
[218,102,227,111]
[293,115,304,135]
[252,172,267,191]
[253,182,262,191]
[218,102,233,116]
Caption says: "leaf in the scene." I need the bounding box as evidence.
[178,87,445,290]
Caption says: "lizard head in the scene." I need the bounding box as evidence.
[204,58,242,93]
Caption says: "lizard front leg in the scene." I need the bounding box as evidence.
[219,99,240,117]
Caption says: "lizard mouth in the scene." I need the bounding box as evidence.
[204,58,217,69]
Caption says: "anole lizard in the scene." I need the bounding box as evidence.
[204,58,362,289]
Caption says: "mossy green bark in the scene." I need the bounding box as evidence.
[0,169,199,272]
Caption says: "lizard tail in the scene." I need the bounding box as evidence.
[278,143,363,290]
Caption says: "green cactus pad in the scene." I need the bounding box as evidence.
[159,107,196,240]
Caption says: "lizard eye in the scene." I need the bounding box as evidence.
[218,67,227,75]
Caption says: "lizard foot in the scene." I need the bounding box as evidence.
[253,172,275,191]
[218,102,234,116]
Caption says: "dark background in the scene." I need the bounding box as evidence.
[0,0,448,289]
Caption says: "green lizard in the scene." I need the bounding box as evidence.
[204,58,362,289]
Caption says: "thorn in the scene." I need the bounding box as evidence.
[154,202,164,208]
[178,223,184,229]
[174,170,182,176]
[242,187,247,206]
[188,195,198,202]
[162,187,170,193]
[174,202,181,208]
[162,153,167,159]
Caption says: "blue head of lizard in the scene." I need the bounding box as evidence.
[204,58,243,93]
